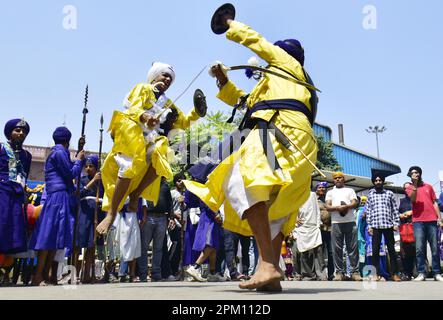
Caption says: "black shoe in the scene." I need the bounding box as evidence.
[400,274,411,281]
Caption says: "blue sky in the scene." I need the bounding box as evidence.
[1,0,442,190]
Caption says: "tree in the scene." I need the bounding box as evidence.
[169,111,238,176]
[315,134,342,172]
[169,109,342,176]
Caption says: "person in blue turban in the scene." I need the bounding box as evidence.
[52,126,72,145]
[73,153,104,283]
[85,154,99,170]
[0,118,32,255]
[30,127,86,286]
[315,181,328,191]
[186,13,319,292]
[4,118,30,141]
[274,39,305,66]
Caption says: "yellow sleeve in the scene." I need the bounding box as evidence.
[216,80,247,107]
[125,83,155,124]
[226,21,306,81]
[172,103,201,130]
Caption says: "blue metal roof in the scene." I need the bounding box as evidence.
[313,123,332,141]
[313,122,401,178]
[332,143,401,178]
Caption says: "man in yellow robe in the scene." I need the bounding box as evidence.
[97,62,202,235]
[184,17,318,292]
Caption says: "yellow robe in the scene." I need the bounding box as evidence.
[102,83,200,212]
[184,21,318,236]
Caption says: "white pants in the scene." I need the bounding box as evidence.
[114,153,134,179]
[223,162,271,220]
[114,212,141,262]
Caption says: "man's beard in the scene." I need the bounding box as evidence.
[10,139,24,150]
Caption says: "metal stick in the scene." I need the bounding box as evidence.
[71,85,89,272]
[267,122,326,178]
[90,114,104,282]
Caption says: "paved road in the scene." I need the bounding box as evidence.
[0,280,442,300]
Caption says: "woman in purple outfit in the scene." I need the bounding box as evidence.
[30,127,85,286]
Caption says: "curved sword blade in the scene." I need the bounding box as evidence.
[228,65,321,92]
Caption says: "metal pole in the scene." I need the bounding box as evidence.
[91,114,104,282]
[375,130,379,158]
[71,85,89,276]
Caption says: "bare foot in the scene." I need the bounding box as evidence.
[256,280,282,293]
[31,277,50,287]
[37,281,51,287]
[96,215,114,235]
[31,274,44,287]
[255,262,285,279]
[239,262,281,290]
[276,266,285,280]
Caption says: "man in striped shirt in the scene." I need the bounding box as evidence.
[366,174,401,281]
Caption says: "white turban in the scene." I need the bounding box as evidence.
[146,62,175,84]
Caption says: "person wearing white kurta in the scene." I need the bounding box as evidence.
[292,192,326,280]
[112,198,141,282]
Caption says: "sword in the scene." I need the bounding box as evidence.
[233,107,326,179]
[267,121,326,179]
[227,65,321,92]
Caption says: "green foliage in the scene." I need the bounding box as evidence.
[169,111,237,175]
[169,110,342,176]
[315,134,342,172]
[201,111,237,141]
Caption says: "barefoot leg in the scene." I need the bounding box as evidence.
[45,250,56,284]
[32,250,48,286]
[97,177,131,235]
[42,251,54,282]
[128,165,157,212]
[72,247,81,279]
[128,260,136,281]
[195,247,214,266]
[272,232,285,277]
[256,232,284,292]
[239,202,281,290]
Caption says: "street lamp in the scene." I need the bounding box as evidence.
[366,125,387,158]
